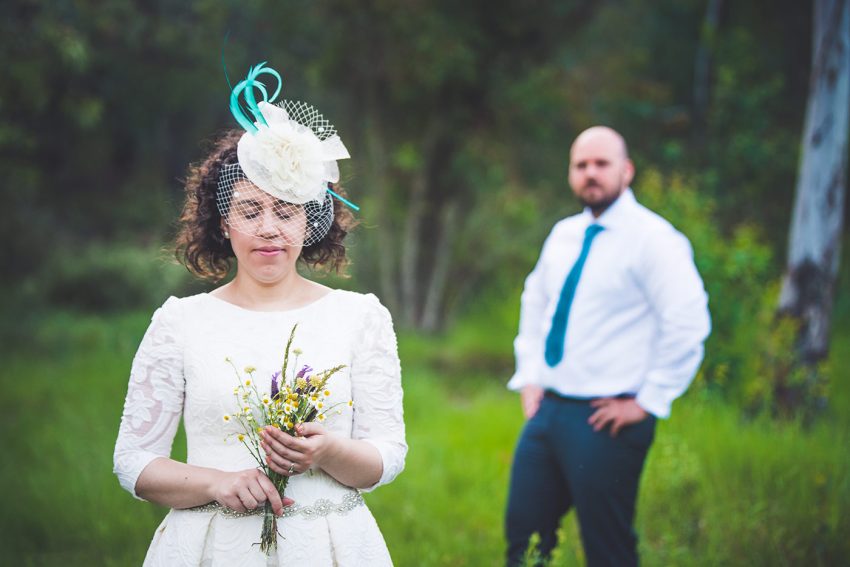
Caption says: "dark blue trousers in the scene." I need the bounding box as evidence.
[505,393,656,567]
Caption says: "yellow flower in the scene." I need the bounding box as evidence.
[245,379,252,386]
[347,400,354,407]
[285,421,294,429]
[256,427,263,433]
[293,348,303,356]
[244,366,256,374]
[262,397,270,405]
[273,423,281,429]
[296,378,307,390]
[317,401,324,409]
[223,415,231,422]
[324,389,331,397]
[318,414,326,422]
[237,434,245,442]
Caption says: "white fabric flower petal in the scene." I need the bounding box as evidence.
[236,101,350,205]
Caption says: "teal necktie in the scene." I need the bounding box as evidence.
[544,224,604,367]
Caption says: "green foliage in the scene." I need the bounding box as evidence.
[636,170,790,409]
[38,241,203,312]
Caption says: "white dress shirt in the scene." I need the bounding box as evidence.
[508,189,711,418]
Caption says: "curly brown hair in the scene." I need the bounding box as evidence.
[175,129,356,281]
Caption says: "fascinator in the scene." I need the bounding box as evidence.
[217,62,357,246]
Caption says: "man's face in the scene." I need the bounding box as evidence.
[568,131,634,215]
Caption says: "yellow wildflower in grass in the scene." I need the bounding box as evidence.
[324,389,331,397]
[262,396,271,406]
[223,415,231,422]
[318,414,326,422]
[311,394,319,403]
[285,421,294,429]
[238,434,245,442]
[317,401,324,410]
[245,379,251,386]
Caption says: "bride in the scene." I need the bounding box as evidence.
[113,62,406,566]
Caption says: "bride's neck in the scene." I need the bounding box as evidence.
[222,270,316,311]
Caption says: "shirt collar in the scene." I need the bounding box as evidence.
[582,188,636,229]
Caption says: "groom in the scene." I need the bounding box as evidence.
[505,126,711,566]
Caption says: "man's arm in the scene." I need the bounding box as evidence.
[634,228,711,419]
[508,231,556,417]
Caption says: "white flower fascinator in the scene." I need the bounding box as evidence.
[217,62,358,246]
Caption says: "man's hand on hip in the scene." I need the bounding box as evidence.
[588,398,649,436]
[520,385,545,419]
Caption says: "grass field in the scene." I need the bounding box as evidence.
[1,310,848,566]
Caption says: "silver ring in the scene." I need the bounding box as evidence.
[288,462,296,474]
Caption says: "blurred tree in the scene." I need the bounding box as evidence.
[777,0,849,413]
[312,0,598,330]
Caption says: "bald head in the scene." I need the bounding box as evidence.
[571,126,629,161]
[568,126,634,217]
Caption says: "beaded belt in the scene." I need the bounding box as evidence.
[187,490,364,519]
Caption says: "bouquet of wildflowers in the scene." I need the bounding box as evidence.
[223,324,350,553]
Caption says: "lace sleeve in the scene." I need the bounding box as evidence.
[350,294,407,491]
[113,296,185,499]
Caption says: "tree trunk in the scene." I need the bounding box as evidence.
[693,0,723,144]
[778,0,849,411]
[363,104,400,315]
[420,199,460,332]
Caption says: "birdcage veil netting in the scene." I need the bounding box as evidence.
[216,161,335,247]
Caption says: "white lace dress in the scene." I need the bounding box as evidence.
[113,290,406,566]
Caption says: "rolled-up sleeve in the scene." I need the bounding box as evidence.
[350,294,407,491]
[113,296,185,499]
[508,230,556,391]
[636,229,711,418]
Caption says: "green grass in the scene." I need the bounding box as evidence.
[0,312,848,565]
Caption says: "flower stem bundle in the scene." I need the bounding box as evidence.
[222,324,350,554]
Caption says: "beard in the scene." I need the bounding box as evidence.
[577,180,625,215]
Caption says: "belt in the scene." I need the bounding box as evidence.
[544,390,636,402]
[186,490,364,519]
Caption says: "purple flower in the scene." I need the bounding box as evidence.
[296,365,313,379]
[271,371,280,399]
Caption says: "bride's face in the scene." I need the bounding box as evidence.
[223,181,307,285]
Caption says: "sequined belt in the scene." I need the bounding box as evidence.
[187,490,364,519]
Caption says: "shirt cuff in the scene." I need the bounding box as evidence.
[635,382,673,419]
[360,439,407,492]
[507,369,540,392]
[113,450,164,500]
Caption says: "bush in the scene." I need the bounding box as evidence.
[40,240,208,312]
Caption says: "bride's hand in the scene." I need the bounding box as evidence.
[210,468,292,515]
[261,424,340,477]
